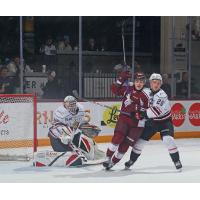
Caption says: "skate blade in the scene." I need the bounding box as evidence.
[103,168,114,171]
[176,168,182,173]
[124,166,131,170]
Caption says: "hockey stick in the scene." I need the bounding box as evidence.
[121,20,127,67]
[72,90,131,117]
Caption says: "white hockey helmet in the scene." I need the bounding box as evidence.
[149,73,162,84]
[64,96,77,114]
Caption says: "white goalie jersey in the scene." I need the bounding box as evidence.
[143,88,172,121]
[49,103,86,139]
[54,103,85,126]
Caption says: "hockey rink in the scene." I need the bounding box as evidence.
[0,138,199,183]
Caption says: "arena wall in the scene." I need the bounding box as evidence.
[36,100,200,146]
[0,100,199,148]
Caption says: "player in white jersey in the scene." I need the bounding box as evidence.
[34,96,105,167]
[48,95,88,152]
[125,73,182,171]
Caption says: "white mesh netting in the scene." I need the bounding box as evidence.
[0,95,36,161]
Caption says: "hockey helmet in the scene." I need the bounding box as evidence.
[149,73,162,84]
[134,72,146,83]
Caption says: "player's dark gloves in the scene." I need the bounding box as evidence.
[130,110,148,121]
[130,112,142,120]
[117,71,131,84]
[139,110,148,119]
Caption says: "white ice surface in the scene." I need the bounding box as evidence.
[0,138,200,183]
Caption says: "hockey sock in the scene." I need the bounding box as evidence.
[112,151,124,164]
[130,150,141,162]
[169,152,180,163]
[162,135,180,162]
[106,143,118,158]
[128,138,147,162]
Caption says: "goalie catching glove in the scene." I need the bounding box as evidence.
[59,126,73,145]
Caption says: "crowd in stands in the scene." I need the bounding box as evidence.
[0,37,199,99]
[39,35,108,55]
[0,54,198,100]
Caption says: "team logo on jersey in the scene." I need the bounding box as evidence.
[102,103,121,128]
[171,103,186,127]
[188,103,200,126]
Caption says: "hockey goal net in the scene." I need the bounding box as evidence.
[0,94,37,161]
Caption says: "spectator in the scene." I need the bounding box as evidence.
[161,73,171,98]
[44,38,56,56]
[42,71,60,99]
[0,67,15,94]
[6,57,20,74]
[57,40,65,51]
[177,72,188,98]
[86,38,98,51]
[63,36,72,51]
[40,37,57,70]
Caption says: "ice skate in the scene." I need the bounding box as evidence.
[124,160,135,169]
[174,160,182,172]
[103,159,114,170]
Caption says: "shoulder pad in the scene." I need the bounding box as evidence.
[156,89,167,98]
[55,105,68,118]
[142,87,151,94]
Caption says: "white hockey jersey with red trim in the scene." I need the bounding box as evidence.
[48,103,85,139]
[53,103,85,127]
[142,88,172,121]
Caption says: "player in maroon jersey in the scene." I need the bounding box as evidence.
[103,71,149,170]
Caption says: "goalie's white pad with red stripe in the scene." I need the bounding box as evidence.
[33,150,83,167]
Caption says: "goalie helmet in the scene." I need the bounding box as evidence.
[149,73,162,84]
[64,96,77,114]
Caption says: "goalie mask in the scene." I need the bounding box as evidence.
[64,96,77,114]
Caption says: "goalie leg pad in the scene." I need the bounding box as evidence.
[33,150,84,167]
[72,132,105,161]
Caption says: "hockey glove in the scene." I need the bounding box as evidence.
[117,71,131,85]
[130,110,148,121]
[59,126,73,145]
[60,133,71,145]
[139,110,148,119]
[130,112,142,121]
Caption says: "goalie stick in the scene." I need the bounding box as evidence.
[72,90,131,117]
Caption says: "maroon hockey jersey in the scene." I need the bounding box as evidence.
[111,83,149,127]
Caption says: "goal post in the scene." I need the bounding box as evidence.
[0,94,37,161]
